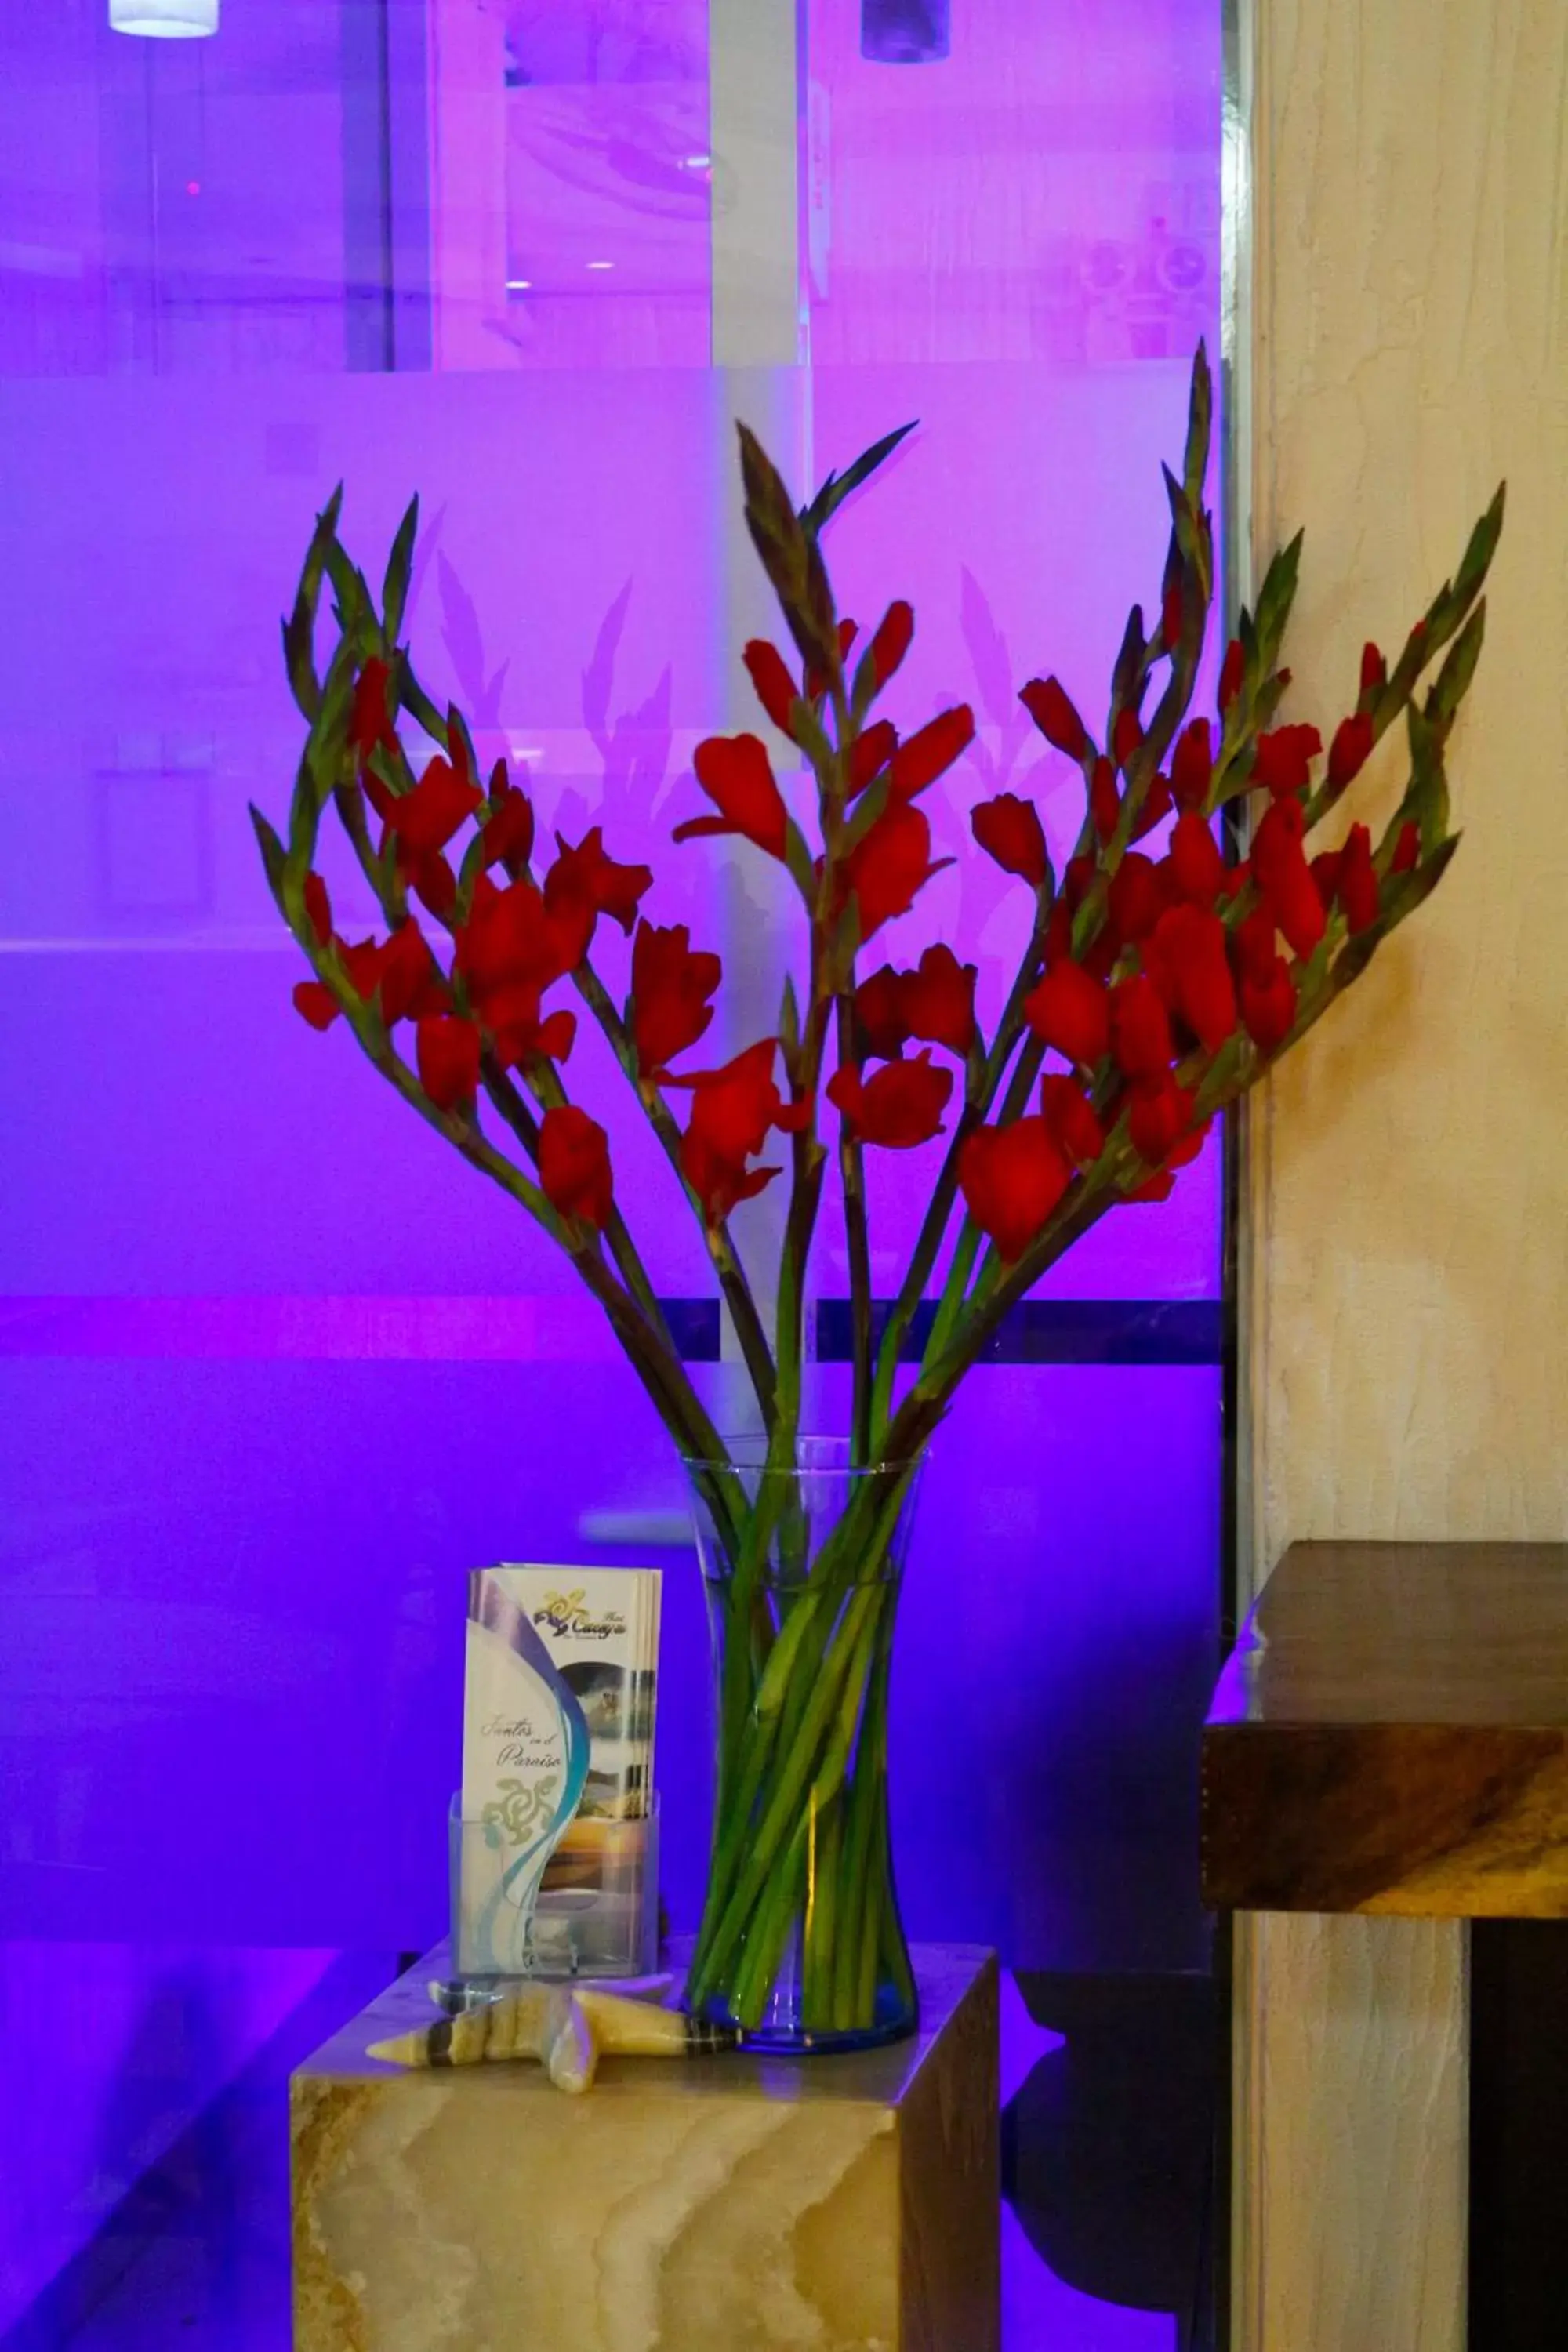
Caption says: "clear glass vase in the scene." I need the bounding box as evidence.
[681,1435,925,2054]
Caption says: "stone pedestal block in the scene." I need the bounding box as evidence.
[291,1944,997,2352]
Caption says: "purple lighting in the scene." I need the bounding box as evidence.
[862,0,952,64]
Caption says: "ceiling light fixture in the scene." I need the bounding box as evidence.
[110,0,220,36]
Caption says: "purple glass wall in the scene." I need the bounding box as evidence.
[0,4,1221,2344]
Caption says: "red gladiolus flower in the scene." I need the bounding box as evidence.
[827,1051,953,1149]
[1144,903,1237,1052]
[677,734,790,861]
[292,979,339,1030]
[1024,961,1111,1067]
[1233,904,1279,988]
[383,749,482,862]
[1130,1170,1176,1203]
[669,1039,809,1223]
[630,920,722,1076]
[1128,1074,1195,1165]
[1309,848,1342,906]
[1168,811,1227,904]
[850,720,898,797]
[1044,899,1073,967]
[1250,724,1323,799]
[1040,1073,1104,1166]
[539,1105,613,1229]
[1171,719,1213,812]
[481,767,535,872]
[1020,675,1088,760]
[545,827,652,938]
[416,1013,480,1110]
[1089,756,1120,841]
[350,659,397,761]
[1130,773,1174,841]
[1240,957,1297,1053]
[1062,853,1097,913]
[1218,639,1245,713]
[1109,852,1168,946]
[888,705,975,799]
[1338,822,1379,932]
[485,986,578,1069]
[457,876,583,1014]
[899,943,977,1054]
[1109,973,1173,1079]
[1161,582,1184,649]
[844,800,948,938]
[742,639,800,736]
[1112,708,1144,770]
[378,920,451,1025]
[971,793,1047,887]
[1252,797,1327,958]
[1392,819,1421,875]
[855,966,910,1061]
[958,1116,1071,1264]
[1328,713,1375,793]
[1361,641,1387,696]
[868,600,915,688]
[303,872,332,946]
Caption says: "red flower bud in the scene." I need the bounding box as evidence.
[350,659,397,762]
[1144,902,1237,1052]
[900,943,977,1054]
[416,1013,480,1110]
[1108,851,1169,946]
[630,920,722,1076]
[1020,675,1087,760]
[1040,1073,1105,1166]
[1089,755,1120,842]
[1128,1074,1195,1165]
[481,766,535,872]
[1109,973,1173,1080]
[379,920,451,1025]
[957,1116,1072,1263]
[869,599,915,688]
[303,872,332,946]
[292,980,339,1030]
[383,752,483,863]
[1044,898,1073,967]
[971,792,1047,887]
[539,1105,613,1229]
[827,1050,953,1149]
[1063,853,1097,913]
[1250,724,1323,799]
[1327,712,1375,793]
[1338,822,1379,933]
[1024,961,1111,1067]
[855,965,911,1061]
[849,719,898,798]
[1309,849,1342,906]
[1161,583,1184,649]
[889,705,975,799]
[678,734,791,862]
[1168,811,1227,904]
[1218,640,1245,713]
[1240,957,1297,1053]
[1360,641,1387,696]
[1253,798,1326,959]
[1112,708,1143,771]
[1130,773,1174,841]
[844,800,949,938]
[1392,819,1421,875]
[742,639,800,735]
[1233,905,1279,987]
[1171,719,1214,812]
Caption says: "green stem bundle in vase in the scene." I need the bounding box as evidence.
[255,348,1501,2049]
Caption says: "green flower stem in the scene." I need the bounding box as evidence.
[837,996,874,1468]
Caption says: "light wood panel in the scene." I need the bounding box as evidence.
[1241,0,1568,2343]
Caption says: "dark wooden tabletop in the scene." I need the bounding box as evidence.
[1202,1542,1568,1915]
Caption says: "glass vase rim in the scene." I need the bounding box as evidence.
[678,1432,929,1479]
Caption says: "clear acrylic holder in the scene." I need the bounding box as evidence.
[448,1791,660,1985]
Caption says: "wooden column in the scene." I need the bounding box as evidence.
[1240,1,1568,2344]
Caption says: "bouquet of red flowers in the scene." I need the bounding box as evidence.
[255,347,1500,2045]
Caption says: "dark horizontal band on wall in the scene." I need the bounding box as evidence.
[812,1298,1224,1367]
[659,1298,1223,1366]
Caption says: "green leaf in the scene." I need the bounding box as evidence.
[249,804,289,903]
[1182,341,1213,504]
[1426,597,1486,736]
[1109,602,1147,719]
[382,495,419,640]
[738,423,838,673]
[1452,481,1506,609]
[1254,530,1304,669]
[800,421,916,538]
[281,485,345,720]
[779,972,802,1066]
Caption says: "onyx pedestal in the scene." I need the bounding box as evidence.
[291,1943,998,2352]
[1201,1541,1568,2351]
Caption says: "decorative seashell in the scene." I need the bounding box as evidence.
[366,1980,738,2088]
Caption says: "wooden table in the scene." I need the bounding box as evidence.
[1201,1542,1568,2350]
